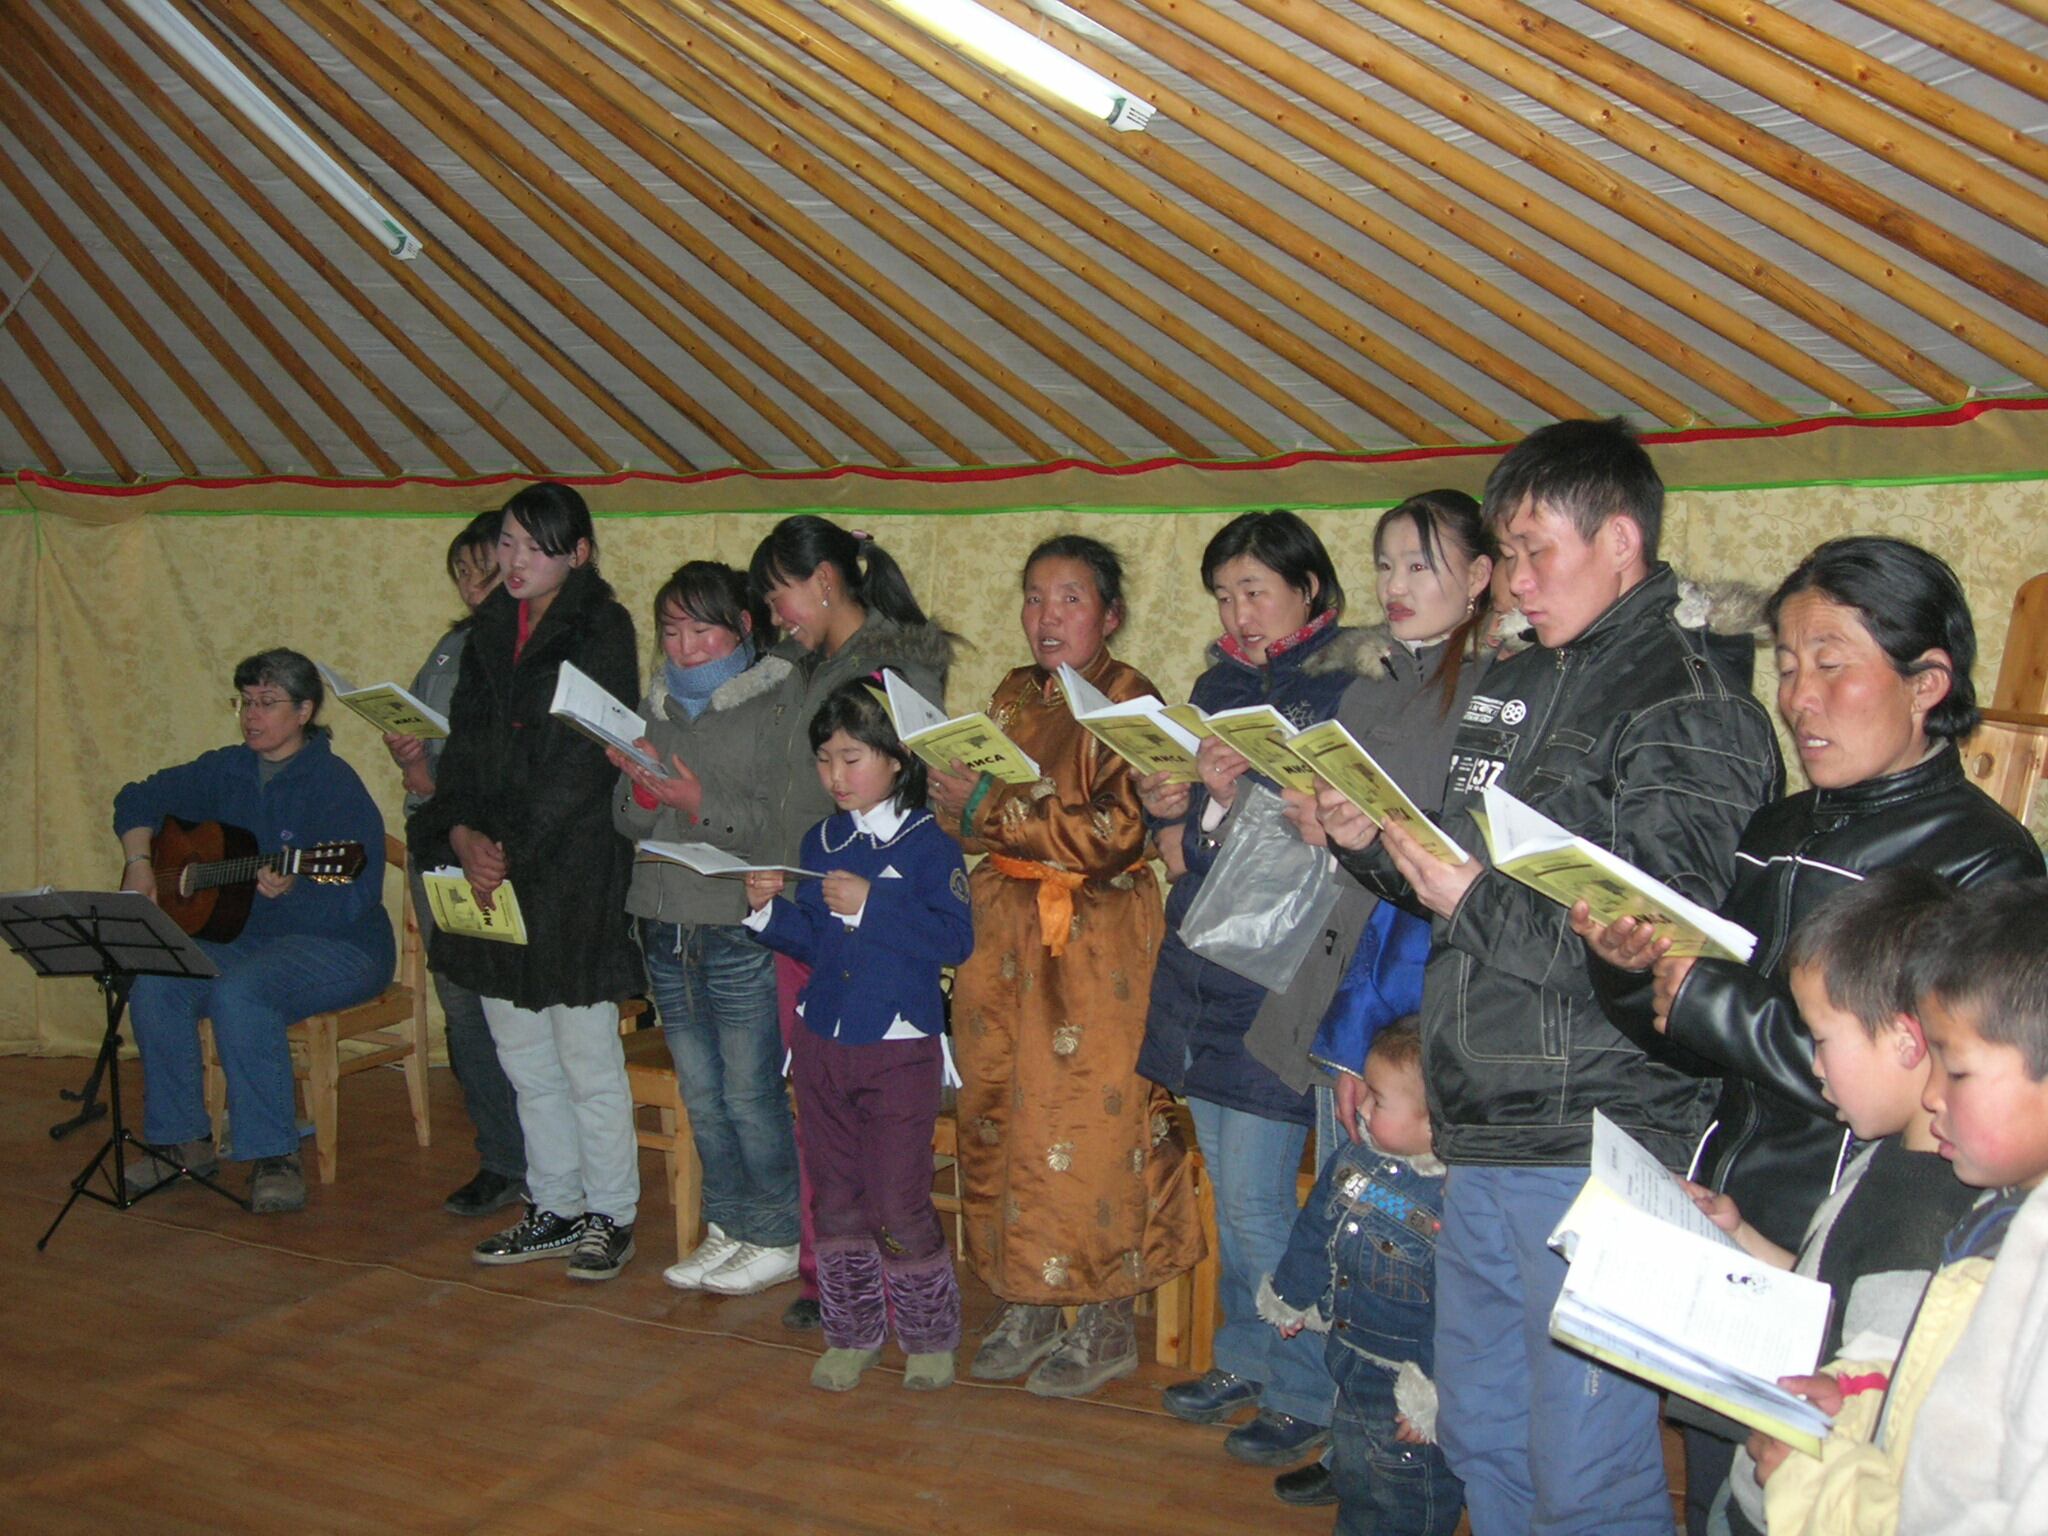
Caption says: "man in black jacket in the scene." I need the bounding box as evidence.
[1318,419,1781,1534]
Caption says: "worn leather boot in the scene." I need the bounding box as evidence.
[969,1302,1067,1381]
[1025,1297,1137,1398]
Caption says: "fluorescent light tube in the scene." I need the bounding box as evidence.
[871,0,1154,131]
[120,0,424,259]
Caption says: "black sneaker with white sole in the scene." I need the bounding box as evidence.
[566,1213,635,1281]
[473,1206,585,1266]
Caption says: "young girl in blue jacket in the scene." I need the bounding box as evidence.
[742,677,974,1392]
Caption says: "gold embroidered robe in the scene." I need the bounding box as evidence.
[952,650,1204,1303]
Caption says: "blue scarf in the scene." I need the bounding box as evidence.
[665,644,754,720]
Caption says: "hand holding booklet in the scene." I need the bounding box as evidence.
[1474,782,1757,961]
[1548,1113,1835,1455]
[636,841,823,880]
[549,661,668,778]
[1278,719,1468,864]
[880,671,1040,786]
[421,868,527,945]
[1197,705,1322,794]
[315,661,449,740]
[1054,663,1201,783]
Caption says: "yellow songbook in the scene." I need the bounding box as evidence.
[881,671,1041,786]
[1159,703,1216,742]
[1201,705,1321,794]
[1055,663,1201,783]
[315,661,448,740]
[420,868,528,945]
[1474,784,1757,962]
[1280,719,1468,864]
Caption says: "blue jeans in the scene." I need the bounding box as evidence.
[1330,1343,1462,1536]
[642,919,798,1247]
[1434,1166,1671,1536]
[413,866,523,1179]
[1187,1093,1335,1426]
[130,934,388,1161]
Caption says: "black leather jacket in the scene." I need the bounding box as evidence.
[1347,566,1783,1169]
[1642,747,2043,1249]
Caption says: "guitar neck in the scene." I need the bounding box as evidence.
[182,848,298,894]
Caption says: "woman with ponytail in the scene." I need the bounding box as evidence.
[744,515,952,1330]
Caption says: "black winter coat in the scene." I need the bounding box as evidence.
[408,564,643,1010]
[1638,746,2043,1249]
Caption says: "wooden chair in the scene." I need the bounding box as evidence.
[931,1109,967,1260]
[201,832,430,1183]
[621,1020,702,1266]
[1964,572,2048,825]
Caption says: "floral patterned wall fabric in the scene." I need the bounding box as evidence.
[4,469,2043,1055]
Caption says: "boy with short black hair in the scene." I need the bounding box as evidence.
[1259,1020,1463,1536]
[1680,869,1978,1535]
[1756,879,2048,1534]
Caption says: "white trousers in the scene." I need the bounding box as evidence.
[481,997,638,1225]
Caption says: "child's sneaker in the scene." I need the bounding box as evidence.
[566,1214,635,1281]
[903,1350,955,1391]
[473,1207,585,1265]
[663,1223,739,1290]
[810,1347,881,1391]
[700,1242,800,1295]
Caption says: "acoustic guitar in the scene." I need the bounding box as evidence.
[151,816,367,942]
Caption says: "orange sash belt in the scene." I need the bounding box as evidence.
[984,853,1150,959]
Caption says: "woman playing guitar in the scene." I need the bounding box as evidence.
[114,648,392,1214]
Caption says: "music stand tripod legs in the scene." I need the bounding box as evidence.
[39,967,249,1249]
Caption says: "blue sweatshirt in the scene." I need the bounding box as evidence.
[747,802,973,1044]
[113,734,393,969]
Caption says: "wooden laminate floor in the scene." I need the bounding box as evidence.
[0,1054,1300,1535]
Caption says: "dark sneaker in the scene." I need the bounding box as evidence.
[1224,1409,1331,1466]
[473,1207,585,1266]
[566,1214,635,1282]
[442,1168,527,1218]
[124,1138,218,1196]
[970,1302,1066,1381]
[248,1154,307,1214]
[1273,1460,1337,1506]
[1163,1367,1263,1424]
[781,1295,823,1332]
[1025,1301,1137,1398]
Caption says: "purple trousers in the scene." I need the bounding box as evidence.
[788,1025,946,1259]
[776,955,819,1300]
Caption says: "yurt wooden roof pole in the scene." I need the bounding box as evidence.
[712,0,1414,451]
[0,45,348,473]
[0,221,198,476]
[381,0,909,469]
[548,0,1125,463]
[1833,0,2046,106]
[1678,0,2048,189]
[1597,0,2048,249]
[121,5,557,475]
[1438,0,2048,346]
[195,0,673,473]
[980,0,1580,431]
[0,284,133,480]
[1049,0,1701,428]
[1228,0,1895,417]
[13,5,419,476]
[1996,0,2048,28]
[1361,0,1975,403]
[1114,0,1788,424]
[0,370,62,475]
[601,1,1228,459]
[536,4,1056,465]
[0,88,270,472]
[554,1,1160,463]
[675,0,1337,454]
[449,1,974,468]
[288,0,763,469]
[804,0,1459,446]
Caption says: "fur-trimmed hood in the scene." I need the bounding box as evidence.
[850,615,956,681]
[1201,621,1366,678]
[1346,573,1770,677]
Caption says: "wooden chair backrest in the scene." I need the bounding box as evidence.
[1964,572,2048,827]
[385,831,424,996]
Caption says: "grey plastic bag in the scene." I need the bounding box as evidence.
[1178,781,1341,993]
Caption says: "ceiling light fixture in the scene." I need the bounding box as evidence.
[870,0,1154,132]
[120,0,424,259]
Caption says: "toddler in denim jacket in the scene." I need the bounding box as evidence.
[1258,1019,1463,1536]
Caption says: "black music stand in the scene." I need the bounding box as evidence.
[0,889,249,1250]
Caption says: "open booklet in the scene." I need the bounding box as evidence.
[1278,719,1468,865]
[880,671,1040,785]
[315,661,449,740]
[1548,1113,1834,1455]
[420,868,527,945]
[1194,704,1322,794]
[636,841,823,880]
[1054,663,1202,783]
[1474,783,1758,962]
[549,661,668,778]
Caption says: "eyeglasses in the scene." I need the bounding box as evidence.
[229,694,296,714]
